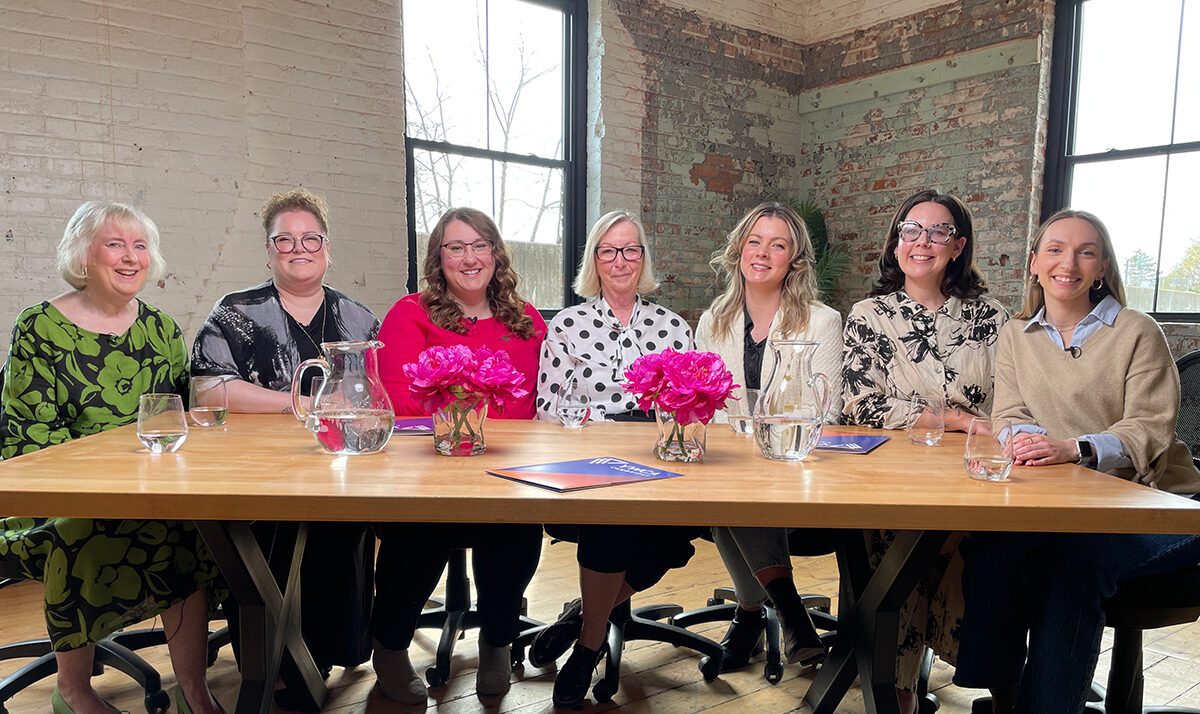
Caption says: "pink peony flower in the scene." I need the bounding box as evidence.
[468,347,529,409]
[622,349,736,424]
[404,344,528,413]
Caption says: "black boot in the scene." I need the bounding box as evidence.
[530,597,583,667]
[764,577,827,666]
[552,642,605,708]
[710,606,766,672]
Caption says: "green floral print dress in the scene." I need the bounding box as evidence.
[0,300,225,651]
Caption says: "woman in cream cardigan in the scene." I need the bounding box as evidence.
[695,201,843,672]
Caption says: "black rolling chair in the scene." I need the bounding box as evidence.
[529,526,726,704]
[415,547,543,687]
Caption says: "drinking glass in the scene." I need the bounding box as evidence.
[728,388,759,435]
[906,395,945,446]
[555,378,591,429]
[965,417,1014,481]
[188,376,228,427]
[137,393,188,453]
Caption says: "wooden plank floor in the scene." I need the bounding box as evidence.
[4,536,1200,712]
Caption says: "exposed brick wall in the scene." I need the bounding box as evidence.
[0,0,406,358]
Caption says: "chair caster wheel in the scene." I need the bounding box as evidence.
[699,654,723,681]
[592,679,617,702]
[145,689,170,714]
[425,666,447,687]
[706,597,720,607]
[764,659,783,684]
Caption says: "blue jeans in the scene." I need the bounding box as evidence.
[954,531,1200,713]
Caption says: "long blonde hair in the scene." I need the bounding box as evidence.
[420,208,536,338]
[1016,209,1127,320]
[706,202,820,340]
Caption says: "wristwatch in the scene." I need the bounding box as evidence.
[1075,438,1095,466]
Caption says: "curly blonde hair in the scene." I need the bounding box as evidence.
[706,201,821,341]
[420,208,536,338]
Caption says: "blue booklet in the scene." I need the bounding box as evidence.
[488,457,683,493]
[393,417,434,434]
[814,432,890,455]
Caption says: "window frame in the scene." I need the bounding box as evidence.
[1043,0,1200,321]
[403,0,588,317]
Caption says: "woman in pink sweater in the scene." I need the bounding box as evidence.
[371,208,546,703]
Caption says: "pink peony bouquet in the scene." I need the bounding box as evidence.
[622,348,737,424]
[403,344,528,414]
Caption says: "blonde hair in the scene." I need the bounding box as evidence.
[573,210,658,298]
[420,208,536,339]
[1017,209,1127,320]
[56,201,164,290]
[706,201,821,340]
[261,188,333,268]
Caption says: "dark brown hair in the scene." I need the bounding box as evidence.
[871,189,987,299]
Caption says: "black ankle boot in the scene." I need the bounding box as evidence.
[764,577,827,666]
[552,643,605,708]
[712,606,766,672]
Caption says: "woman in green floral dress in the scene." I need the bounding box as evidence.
[0,201,226,714]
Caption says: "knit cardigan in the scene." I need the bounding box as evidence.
[991,308,1200,494]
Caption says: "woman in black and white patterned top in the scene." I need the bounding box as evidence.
[530,210,696,708]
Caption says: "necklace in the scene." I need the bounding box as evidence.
[1047,318,1080,331]
[282,294,327,353]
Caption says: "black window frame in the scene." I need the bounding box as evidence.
[1044,0,1200,321]
[403,0,588,318]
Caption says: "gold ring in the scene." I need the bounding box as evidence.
[1026,438,1033,445]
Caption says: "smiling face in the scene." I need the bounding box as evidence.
[440,218,496,305]
[84,219,150,302]
[595,219,643,302]
[1031,216,1110,314]
[894,201,966,293]
[739,215,793,292]
[268,208,329,289]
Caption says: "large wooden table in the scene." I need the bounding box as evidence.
[2,415,1198,714]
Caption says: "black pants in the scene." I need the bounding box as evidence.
[574,524,699,591]
[372,522,543,649]
[224,521,375,671]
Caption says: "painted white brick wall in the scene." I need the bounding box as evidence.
[0,0,407,361]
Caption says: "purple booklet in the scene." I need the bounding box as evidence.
[393,417,434,435]
[488,457,683,493]
[815,432,890,455]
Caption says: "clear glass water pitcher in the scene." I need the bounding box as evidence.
[291,340,395,455]
[752,340,832,461]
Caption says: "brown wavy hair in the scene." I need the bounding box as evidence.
[420,207,536,338]
[871,189,987,299]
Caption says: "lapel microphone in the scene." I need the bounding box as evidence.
[1067,346,1082,359]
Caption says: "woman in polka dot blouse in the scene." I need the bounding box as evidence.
[696,201,844,675]
[529,209,698,707]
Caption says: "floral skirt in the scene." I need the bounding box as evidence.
[867,529,965,691]
[0,516,226,651]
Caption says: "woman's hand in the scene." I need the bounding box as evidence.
[946,406,977,433]
[1008,433,1076,466]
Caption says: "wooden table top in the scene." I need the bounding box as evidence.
[1,415,1197,534]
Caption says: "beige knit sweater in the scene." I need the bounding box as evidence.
[992,308,1200,494]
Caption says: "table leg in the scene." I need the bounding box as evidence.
[804,529,950,714]
[196,521,329,714]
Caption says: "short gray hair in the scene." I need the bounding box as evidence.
[572,209,658,299]
[56,201,165,290]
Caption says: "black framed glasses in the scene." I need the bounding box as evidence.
[595,245,645,263]
[270,233,327,253]
[897,221,957,245]
[441,239,494,258]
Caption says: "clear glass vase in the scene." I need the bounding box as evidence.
[654,408,706,462]
[433,394,488,456]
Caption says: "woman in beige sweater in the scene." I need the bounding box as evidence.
[953,209,1200,713]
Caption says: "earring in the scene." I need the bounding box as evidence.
[81,265,87,279]
[1030,274,1039,286]
[1093,277,1104,291]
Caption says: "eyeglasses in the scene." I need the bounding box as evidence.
[441,239,494,258]
[270,233,327,253]
[897,221,957,245]
[595,245,645,263]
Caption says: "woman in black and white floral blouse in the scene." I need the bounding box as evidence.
[841,189,1007,713]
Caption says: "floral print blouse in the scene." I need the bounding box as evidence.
[0,300,188,458]
[841,291,1007,429]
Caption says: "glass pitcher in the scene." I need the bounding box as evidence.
[291,340,395,455]
[752,340,832,461]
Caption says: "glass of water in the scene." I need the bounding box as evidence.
[137,393,188,453]
[965,417,1013,482]
[906,395,945,446]
[727,388,758,435]
[555,378,591,429]
[189,376,228,427]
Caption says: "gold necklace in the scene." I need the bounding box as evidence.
[282,295,327,353]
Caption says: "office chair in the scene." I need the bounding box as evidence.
[528,526,726,704]
[415,547,544,687]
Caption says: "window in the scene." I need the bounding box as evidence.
[402,0,587,310]
[1045,0,1199,317]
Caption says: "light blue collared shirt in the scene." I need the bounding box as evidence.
[1004,295,1130,471]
